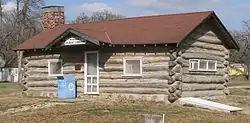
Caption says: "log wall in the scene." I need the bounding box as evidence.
[22,46,180,102]
[179,24,230,97]
[22,53,85,98]
[98,47,178,102]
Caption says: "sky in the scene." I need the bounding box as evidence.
[2,0,250,30]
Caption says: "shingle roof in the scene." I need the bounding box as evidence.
[16,11,218,50]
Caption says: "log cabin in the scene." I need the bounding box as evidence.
[15,6,239,103]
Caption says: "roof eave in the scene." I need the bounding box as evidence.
[210,14,240,50]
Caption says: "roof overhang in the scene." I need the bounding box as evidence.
[210,13,239,50]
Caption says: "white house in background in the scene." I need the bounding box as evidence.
[0,68,18,82]
[0,57,18,82]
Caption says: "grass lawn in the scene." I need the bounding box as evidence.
[0,83,250,123]
[0,83,21,94]
[228,79,250,86]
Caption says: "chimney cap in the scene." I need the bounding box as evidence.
[42,6,64,13]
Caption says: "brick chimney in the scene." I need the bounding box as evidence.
[42,6,65,30]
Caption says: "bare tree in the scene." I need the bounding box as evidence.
[0,0,44,67]
[72,10,125,24]
[230,20,250,79]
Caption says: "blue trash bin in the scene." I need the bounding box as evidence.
[57,75,76,99]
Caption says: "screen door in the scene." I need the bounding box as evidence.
[84,51,99,94]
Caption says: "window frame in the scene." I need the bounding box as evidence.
[123,57,143,76]
[189,59,217,72]
[48,59,64,77]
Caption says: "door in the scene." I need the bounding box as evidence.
[84,51,99,94]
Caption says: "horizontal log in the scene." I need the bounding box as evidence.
[189,33,222,44]
[100,87,170,94]
[100,82,170,88]
[182,67,226,76]
[26,61,48,68]
[100,72,170,80]
[27,70,84,75]
[143,66,169,72]
[27,81,83,87]
[182,75,225,84]
[28,87,57,91]
[182,90,224,97]
[27,59,84,68]
[27,81,57,87]
[100,79,168,83]
[27,68,48,74]
[27,75,84,81]
[183,47,225,57]
[182,40,226,51]
[182,83,225,91]
[27,87,84,93]
[100,66,123,72]
[143,57,170,64]
[181,52,225,62]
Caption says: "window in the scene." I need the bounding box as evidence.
[189,59,217,71]
[48,60,63,76]
[123,57,142,76]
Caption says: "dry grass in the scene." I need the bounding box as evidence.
[0,83,48,112]
[1,101,250,123]
[1,83,250,123]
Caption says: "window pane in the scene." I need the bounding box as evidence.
[92,77,97,84]
[87,77,91,84]
[125,60,141,74]
[193,62,198,70]
[208,61,216,70]
[93,85,97,92]
[87,53,97,75]
[87,85,91,92]
[50,61,62,75]
[199,60,207,70]
[190,60,198,70]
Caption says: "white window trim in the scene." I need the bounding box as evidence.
[123,57,143,76]
[48,59,63,77]
[84,51,99,95]
[189,59,217,72]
